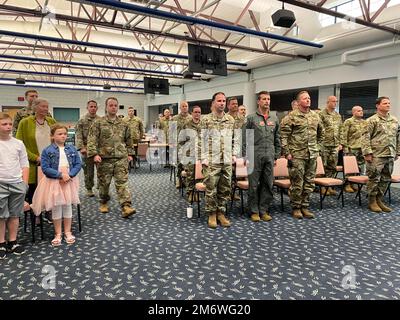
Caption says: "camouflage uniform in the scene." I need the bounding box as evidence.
[124,115,144,146]
[158,117,170,143]
[281,109,325,209]
[319,108,342,178]
[229,113,246,129]
[243,111,281,215]
[341,116,365,171]
[179,118,201,197]
[12,107,52,137]
[75,113,100,191]
[361,113,400,197]
[172,113,190,180]
[198,112,239,215]
[87,116,134,207]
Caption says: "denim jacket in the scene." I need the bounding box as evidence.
[41,143,82,179]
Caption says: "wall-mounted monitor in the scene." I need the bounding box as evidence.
[188,44,227,76]
[144,77,169,95]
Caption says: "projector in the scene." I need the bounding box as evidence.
[16,77,26,84]
[103,84,111,90]
[272,9,296,28]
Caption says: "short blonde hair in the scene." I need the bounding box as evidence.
[0,112,12,121]
[32,98,49,109]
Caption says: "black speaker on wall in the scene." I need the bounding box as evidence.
[271,9,296,28]
[119,105,124,109]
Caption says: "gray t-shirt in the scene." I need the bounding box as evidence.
[0,137,29,183]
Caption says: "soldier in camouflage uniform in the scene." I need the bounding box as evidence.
[238,105,247,117]
[75,100,100,197]
[318,96,342,196]
[281,91,325,219]
[227,97,246,130]
[198,92,239,229]
[243,91,281,222]
[179,105,201,202]
[172,101,190,188]
[280,100,298,129]
[158,108,171,166]
[87,97,136,218]
[361,97,400,213]
[341,105,365,192]
[12,90,38,137]
[124,106,144,169]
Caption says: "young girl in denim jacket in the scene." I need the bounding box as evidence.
[31,124,82,246]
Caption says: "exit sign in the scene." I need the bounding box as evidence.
[18,97,25,101]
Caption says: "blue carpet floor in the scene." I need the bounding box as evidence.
[1,163,400,300]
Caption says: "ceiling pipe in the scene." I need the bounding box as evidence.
[0,54,183,76]
[278,0,400,36]
[0,30,247,67]
[0,4,311,60]
[72,0,323,48]
[0,81,142,94]
[341,39,399,65]
[0,68,183,86]
[0,77,144,90]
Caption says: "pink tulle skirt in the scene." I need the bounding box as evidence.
[31,169,80,216]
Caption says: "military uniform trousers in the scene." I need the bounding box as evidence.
[202,164,232,215]
[366,157,393,197]
[322,146,338,178]
[82,155,96,191]
[96,157,132,206]
[184,163,195,196]
[248,155,274,215]
[288,158,317,209]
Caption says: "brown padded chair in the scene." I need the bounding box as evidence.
[314,157,345,209]
[384,175,400,204]
[230,158,248,215]
[137,142,150,169]
[343,155,369,206]
[192,161,206,217]
[273,158,291,211]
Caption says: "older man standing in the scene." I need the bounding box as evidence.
[75,100,100,197]
[361,97,400,213]
[318,96,342,196]
[172,101,190,188]
[281,91,324,219]
[87,97,136,218]
[341,105,365,192]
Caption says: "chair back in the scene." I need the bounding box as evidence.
[195,161,204,180]
[316,156,325,176]
[343,155,360,175]
[235,158,248,179]
[137,143,148,160]
[273,158,289,178]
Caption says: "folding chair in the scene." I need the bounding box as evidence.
[137,142,150,170]
[273,158,291,211]
[191,161,206,217]
[230,158,248,215]
[384,175,400,204]
[343,155,369,206]
[314,157,345,209]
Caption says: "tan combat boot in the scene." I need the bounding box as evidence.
[292,209,303,219]
[208,213,217,229]
[217,212,231,227]
[121,205,136,218]
[99,203,109,213]
[368,196,382,213]
[250,213,261,222]
[261,212,272,222]
[301,207,315,219]
[352,184,359,191]
[376,195,392,213]
[344,184,355,193]
[328,187,337,196]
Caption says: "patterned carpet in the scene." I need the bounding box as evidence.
[1,162,400,300]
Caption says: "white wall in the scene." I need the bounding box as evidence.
[0,86,145,121]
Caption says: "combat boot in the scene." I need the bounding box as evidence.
[292,209,303,219]
[208,213,217,229]
[121,205,136,218]
[328,187,337,196]
[344,184,355,193]
[376,195,392,213]
[352,184,359,191]
[301,207,315,219]
[217,213,231,227]
[368,196,382,213]
[176,179,181,189]
[250,213,261,222]
[99,203,109,213]
[86,189,95,197]
[261,212,272,222]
